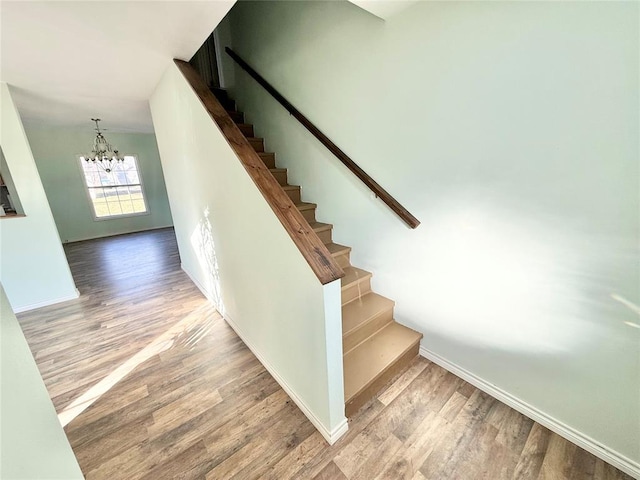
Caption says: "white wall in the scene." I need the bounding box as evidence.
[149,64,346,442]
[0,83,78,311]
[0,283,83,479]
[25,126,173,243]
[225,1,640,473]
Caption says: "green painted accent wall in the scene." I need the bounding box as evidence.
[26,126,173,243]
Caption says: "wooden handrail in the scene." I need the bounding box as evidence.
[174,59,344,285]
[225,47,420,229]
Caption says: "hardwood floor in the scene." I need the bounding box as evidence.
[17,228,633,480]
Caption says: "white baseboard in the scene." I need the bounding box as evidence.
[63,225,174,244]
[180,264,215,303]
[419,346,640,479]
[181,263,348,444]
[13,289,80,313]
[224,313,348,445]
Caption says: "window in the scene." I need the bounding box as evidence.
[79,155,148,219]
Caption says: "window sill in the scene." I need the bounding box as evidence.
[92,211,150,221]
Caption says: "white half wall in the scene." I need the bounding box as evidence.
[0,83,78,312]
[149,64,346,442]
[224,0,639,475]
[0,283,83,479]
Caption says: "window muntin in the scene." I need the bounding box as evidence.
[79,155,148,219]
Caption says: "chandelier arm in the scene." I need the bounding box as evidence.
[85,119,126,169]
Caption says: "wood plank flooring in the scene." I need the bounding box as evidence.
[17,228,633,480]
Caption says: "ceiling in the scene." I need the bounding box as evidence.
[349,1,418,20]
[0,1,235,133]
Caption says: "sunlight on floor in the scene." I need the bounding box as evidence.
[57,302,220,427]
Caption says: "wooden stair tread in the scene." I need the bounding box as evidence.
[325,242,351,257]
[296,202,316,211]
[282,185,301,204]
[309,221,332,232]
[327,242,351,269]
[342,292,394,336]
[211,87,228,96]
[211,88,233,108]
[246,137,264,152]
[343,322,422,402]
[236,124,254,137]
[228,110,244,123]
[341,266,372,288]
[257,152,276,168]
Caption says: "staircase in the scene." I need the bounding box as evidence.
[212,88,423,417]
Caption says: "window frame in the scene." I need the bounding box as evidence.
[77,154,150,221]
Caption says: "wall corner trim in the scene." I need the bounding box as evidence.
[419,346,640,479]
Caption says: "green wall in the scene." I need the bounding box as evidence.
[26,126,173,243]
[224,0,639,473]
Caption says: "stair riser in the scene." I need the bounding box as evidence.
[219,99,235,111]
[333,251,351,269]
[342,277,371,305]
[315,227,332,245]
[211,88,229,101]
[271,170,287,186]
[248,138,264,152]
[284,188,301,204]
[300,207,316,223]
[247,138,264,152]
[237,124,254,137]
[343,309,393,355]
[259,153,276,169]
[229,111,244,123]
[345,345,419,417]
[212,90,234,110]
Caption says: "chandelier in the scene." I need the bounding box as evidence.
[81,118,124,173]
